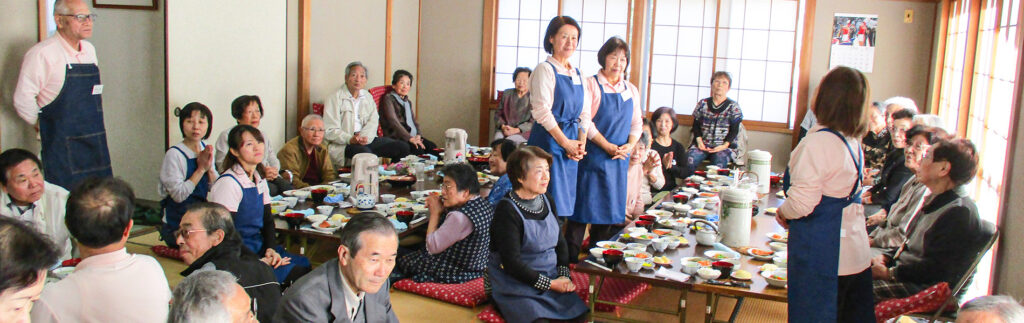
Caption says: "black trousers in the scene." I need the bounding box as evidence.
[564,220,621,264]
[837,268,875,323]
[345,136,411,160]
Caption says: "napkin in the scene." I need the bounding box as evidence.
[324,194,346,204]
[378,166,397,176]
[711,242,743,258]
[655,267,691,283]
[284,209,315,216]
[271,195,284,201]
[390,219,408,231]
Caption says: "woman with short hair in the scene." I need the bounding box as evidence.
[214,95,292,196]
[159,102,217,247]
[649,107,688,191]
[495,67,534,144]
[685,71,743,177]
[776,66,874,322]
[379,69,438,156]
[488,146,587,322]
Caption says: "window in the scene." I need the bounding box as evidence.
[493,0,634,99]
[934,0,1021,300]
[647,0,801,126]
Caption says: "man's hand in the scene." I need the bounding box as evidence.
[264,166,279,181]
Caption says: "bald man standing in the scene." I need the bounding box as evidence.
[13,0,112,190]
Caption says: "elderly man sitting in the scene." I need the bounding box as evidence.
[176,202,280,322]
[279,114,338,189]
[956,295,1024,323]
[169,270,257,323]
[275,214,399,322]
[324,61,410,166]
[0,149,73,262]
[31,177,171,322]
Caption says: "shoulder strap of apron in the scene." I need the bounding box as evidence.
[169,146,188,159]
[594,75,605,93]
[218,173,244,190]
[814,128,863,198]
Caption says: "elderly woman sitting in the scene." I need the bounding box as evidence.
[380,69,438,156]
[485,139,518,207]
[396,163,494,283]
[626,131,665,218]
[871,138,990,302]
[277,114,338,189]
[494,67,534,144]
[175,202,280,323]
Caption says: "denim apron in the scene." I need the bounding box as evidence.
[571,78,632,225]
[786,128,862,323]
[488,197,588,322]
[159,144,211,245]
[527,62,584,217]
[38,61,112,190]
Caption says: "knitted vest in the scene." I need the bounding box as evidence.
[433,197,494,282]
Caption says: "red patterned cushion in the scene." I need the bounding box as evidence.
[150,245,183,261]
[368,85,393,137]
[874,282,952,323]
[311,103,324,116]
[570,269,651,314]
[61,258,82,267]
[476,304,505,323]
[392,277,487,308]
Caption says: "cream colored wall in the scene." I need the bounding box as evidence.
[417,0,483,144]
[309,0,387,104]
[808,0,937,107]
[995,88,1024,298]
[0,0,43,152]
[392,0,419,106]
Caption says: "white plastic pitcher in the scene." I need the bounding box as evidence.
[747,150,772,194]
[719,187,754,247]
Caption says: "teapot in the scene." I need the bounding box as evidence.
[353,183,376,210]
[691,219,721,246]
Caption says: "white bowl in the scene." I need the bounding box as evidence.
[762,269,788,288]
[625,257,645,272]
[589,247,606,259]
[674,204,693,213]
[410,191,428,199]
[316,205,334,215]
[682,262,701,275]
[338,173,352,183]
[380,194,396,203]
[626,243,648,251]
[768,242,788,252]
[282,197,298,208]
[652,237,672,252]
[306,214,327,223]
[773,256,788,268]
[270,202,288,214]
[625,227,648,236]
[697,267,721,280]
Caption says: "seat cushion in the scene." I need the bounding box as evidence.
[874,282,952,323]
[150,245,183,261]
[570,269,651,313]
[476,304,505,323]
[392,277,487,308]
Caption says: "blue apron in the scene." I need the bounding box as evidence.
[527,62,584,217]
[38,62,112,190]
[159,144,211,245]
[570,78,632,224]
[219,173,309,282]
[488,197,588,323]
[786,128,862,323]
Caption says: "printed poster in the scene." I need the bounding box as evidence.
[829,13,878,73]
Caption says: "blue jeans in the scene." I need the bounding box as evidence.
[685,147,732,177]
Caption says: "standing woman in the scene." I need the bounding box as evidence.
[566,37,642,260]
[527,16,591,220]
[208,125,311,285]
[776,66,874,322]
[158,102,217,247]
[650,107,688,191]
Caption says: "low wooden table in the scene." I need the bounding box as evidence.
[574,187,788,323]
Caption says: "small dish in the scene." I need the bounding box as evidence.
[730,269,752,280]
[696,267,721,280]
[768,241,788,252]
[767,232,788,243]
[747,247,775,261]
[596,241,626,250]
[704,250,740,260]
[589,247,607,259]
[762,269,788,288]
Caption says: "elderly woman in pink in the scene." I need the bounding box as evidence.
[626,131,664,218]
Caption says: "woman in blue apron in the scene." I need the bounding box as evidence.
[777,67,874,323]
[158,102,217,246]
[526,16,590,220]
[208,125,311,285]
[489,146,588,323]
[38,52,113,190]
[566,37,642,262]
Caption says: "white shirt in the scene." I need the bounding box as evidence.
[13,35,99,125]
[337,265,365,321]
[31,248,172,323]
[214,127,280,172]
[0,182,73,261]
[529,56,592,133]
[159,141,217,203]
[584,73,643,140]
[323,85,380,166]
[208,164,271,212]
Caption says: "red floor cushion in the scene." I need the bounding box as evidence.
[392,277,487,308]
[570,269,651,314]
[476,304,505,323]
[151,245,183,261]
[874,282,953,323]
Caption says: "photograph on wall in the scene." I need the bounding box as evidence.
[829,13,878,72]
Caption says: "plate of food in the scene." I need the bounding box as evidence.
[690,209,711,218]
[645,210,672,218]
[747,248,775,261]
[764,207,778,215]
[312,219,343,232]
[596,241,626,250]
[730,269,753,280]
[767,232,788,243]
[652,256,672,267]
[704,250,740,260]
[651,228,682,237]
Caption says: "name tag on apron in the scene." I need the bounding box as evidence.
[571,74,581,85]
[92,84,103,95]
[620,89,633,102]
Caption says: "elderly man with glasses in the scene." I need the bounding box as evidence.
[13,0,112,190]
[278,114,338,189]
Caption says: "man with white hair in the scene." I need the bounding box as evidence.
[168,270,256,323]
[956,295,1024,323]
[13,0,112,190]
[278,114,338,188]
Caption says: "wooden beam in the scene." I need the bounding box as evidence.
[416,0,422,116]
[928,0,952,114]
[791,0,817,148]
[479,0,499,146]
[385,0,393,85]
[628,0,646,88]
[955,0,983,137]
[297,0,311,132]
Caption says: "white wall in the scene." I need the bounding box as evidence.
[0,0,44,152]
[309,0,387,103]
[392,0,419,106]
[418,0,484,144]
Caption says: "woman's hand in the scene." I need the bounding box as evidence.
[774,211,789,229]
[264,166,279,181]
[197,145,214,172]
[643,154,658,173]
[426,194,443,213]
[409,136,426,150]
[613,143,634,160]
[696,138,709,152]
[550,277,575,293]
[710,143,730,153]
[661,151,674,170]
[261,248,291,268]
[560,139,586,161]
[866,210,887,226]
[601,142,619,158]
[349,134,370,146]
[861,191,874,205]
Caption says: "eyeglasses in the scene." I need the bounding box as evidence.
[174,228,207,239]
[58,14,97,23]
[302,127,325,133]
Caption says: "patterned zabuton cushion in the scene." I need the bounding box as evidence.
[571,270,651,314]
[874,282,952,323]
[150,245,183,261]
[392,277,486,308]
[476,304,505,323]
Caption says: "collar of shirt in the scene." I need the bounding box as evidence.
[224,164,263,188]
[55,34,89,63]
[595,73,628,93]
[340,85,367,102]
[544,56,576,75]
[337,265,365,320]
[2,191,41,216]
[76,248,131,271]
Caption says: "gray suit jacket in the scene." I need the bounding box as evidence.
[274,259,398,323]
